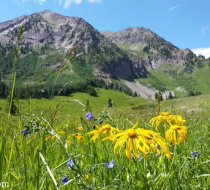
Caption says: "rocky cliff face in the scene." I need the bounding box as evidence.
[0,11,197,83]
[0,10,148,81]
[101,27,177,48]
[0,10,101,50]
[93,57,147,83]
[101,28,196,70]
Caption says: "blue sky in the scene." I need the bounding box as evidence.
[1,0,210,58]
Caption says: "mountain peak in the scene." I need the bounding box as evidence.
[0,10,93,50]
[101,27,175,48]
[42,10,52,13]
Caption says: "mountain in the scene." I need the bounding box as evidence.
[0,10,209,99]
[0,10,146,82]
[101,28,196,70]
[100,28,206,99]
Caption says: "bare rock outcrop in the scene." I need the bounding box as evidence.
[101,28,196,70]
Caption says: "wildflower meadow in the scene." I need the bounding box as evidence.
[1,26,210,190]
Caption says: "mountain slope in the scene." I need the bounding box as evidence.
[0,11,210,99]
[101,28,196,70]
[100,28,210,98]
[0,10,147,84]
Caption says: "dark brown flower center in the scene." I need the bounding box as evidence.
[127,129,137,138]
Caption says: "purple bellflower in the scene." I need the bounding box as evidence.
[86,112,93,119]
[105,159,114,169]
[67,159,76,168]
[61,176,68,184]
[20,128,29,136]
[191,151,198,157]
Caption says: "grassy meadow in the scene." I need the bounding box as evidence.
[1,27,210,190]
[0,88,147,121]
[1,90,210,189]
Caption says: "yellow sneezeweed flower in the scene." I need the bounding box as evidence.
[103,121,171,161]
[86,173,90,180]
[73,133,82,137]
[67,134,72,139]
[45,136,51,141]
[67,140,73,145]
[51,136,55,140]
[78,126,84,131]
[170,115,186,126]
[165,125,187,144]
[77,135,85,142]
[87,124,122,143]
[58,130,65,134]
[82,173,92,181]
[85,173,92,181]
[149,112,185,131]
[73,133,84,142]
[17,139,20,144]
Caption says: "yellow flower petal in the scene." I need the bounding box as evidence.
[58,130,65,134]
[78,126,84,131]
[103,122,171,161]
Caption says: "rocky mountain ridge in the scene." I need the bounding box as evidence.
[101,28,196,70]
[0,10,208,99]
[0,10,148,82]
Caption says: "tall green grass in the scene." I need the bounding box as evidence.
[1,26,210,190]
[1,94,210,189]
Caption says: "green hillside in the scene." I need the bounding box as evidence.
[114,42,157,58]
[136,60,210,97]
[0,88,148,122]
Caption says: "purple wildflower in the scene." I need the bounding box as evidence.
[20,128,29,136]
[61,176,68,184]
[67,160,73,168]
[191,151,198,157]
[105,159,114,169]
[67,159,76,168]
[86,112,93,119]
[156,144,161,150]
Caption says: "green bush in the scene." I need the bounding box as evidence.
[86,85,97,97]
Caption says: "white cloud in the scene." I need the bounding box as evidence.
[74,0,82,4]
[13,0,19,4]
[168,5,180,12]
[13,0,29,4]
[13,0,100,8]
[201,26,208,35]
[64,0,82,8]
[191,47,210,59]
[57,0,62,4]
[64,0,73,8]
[14,0,46,5]
[88,0,102,2]
[34,0,46,5]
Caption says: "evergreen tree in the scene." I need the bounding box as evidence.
[86,86,97,97]
[169,92,173,99]
[155,92,158,100]
[0,82,7,98]
[108,98,112,107]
